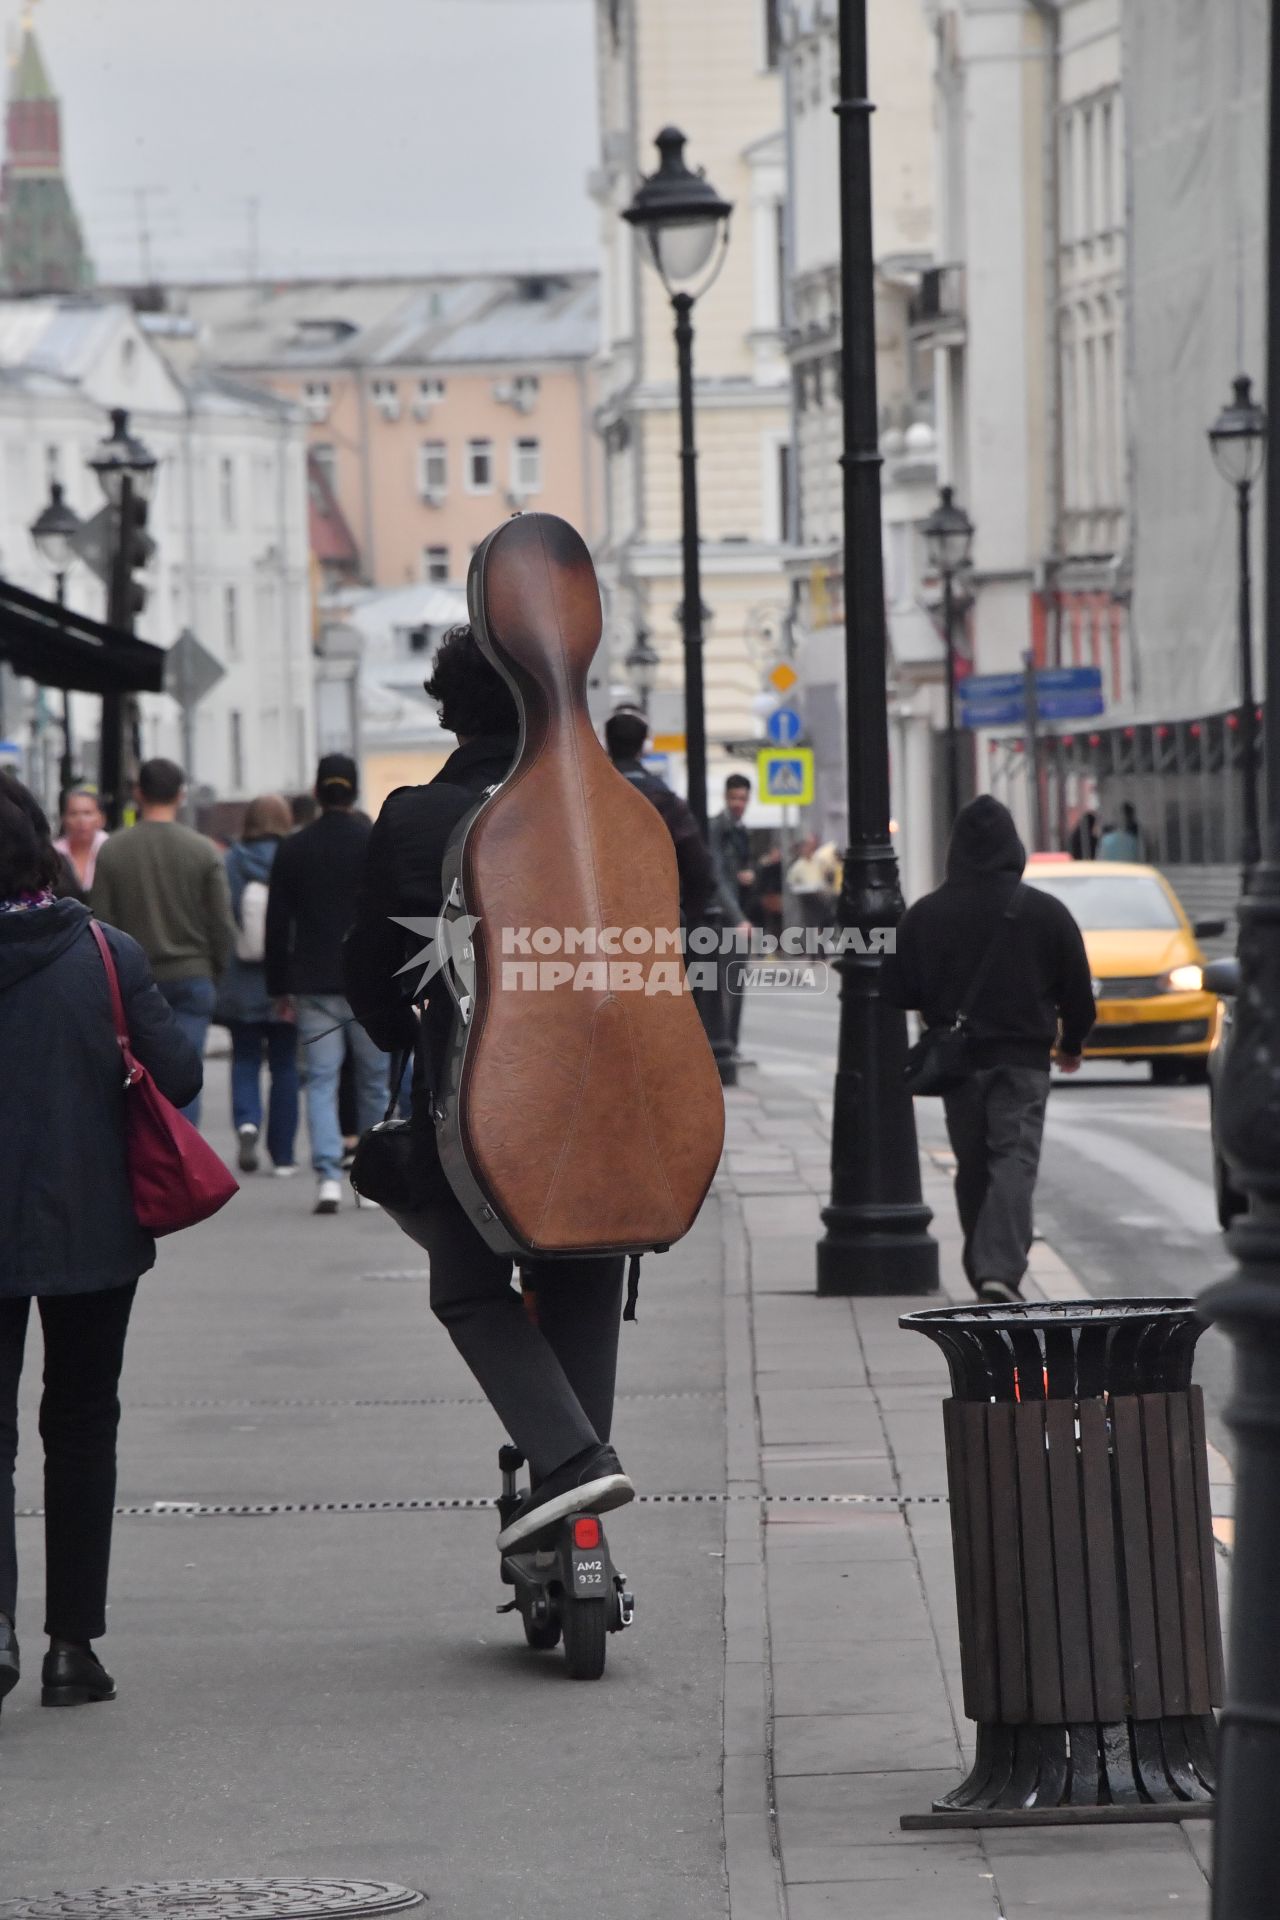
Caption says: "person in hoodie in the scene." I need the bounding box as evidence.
[0,773,201,1714]
[882,796,1095,1303]
[219,793,300,1176]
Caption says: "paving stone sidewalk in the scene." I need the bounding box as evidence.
[718,1075,1222,1920]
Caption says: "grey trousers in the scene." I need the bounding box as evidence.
[417,1193,624,1484]
[942,1066,1051,1294]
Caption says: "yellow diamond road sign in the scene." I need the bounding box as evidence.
[758,747,814,806]
[768,661,798,694]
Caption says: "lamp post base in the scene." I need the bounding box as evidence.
[816,1203,938,1296]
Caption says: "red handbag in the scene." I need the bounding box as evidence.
[90,920,239,1235]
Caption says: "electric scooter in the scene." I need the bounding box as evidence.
[495,1444,635,1680]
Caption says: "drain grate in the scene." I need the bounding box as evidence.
[14,1491,949,1521]
[0,1880,424,1920]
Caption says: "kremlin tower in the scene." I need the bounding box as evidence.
[0,6,91,293]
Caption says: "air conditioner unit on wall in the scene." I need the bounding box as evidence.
[422,486,446,509]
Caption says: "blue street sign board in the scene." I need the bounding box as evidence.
[766,705,803,746]
[957,665,1104,729]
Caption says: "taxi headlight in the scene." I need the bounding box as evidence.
[1163,964,1204,993]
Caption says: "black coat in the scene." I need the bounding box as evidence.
[882,796,1096,1070]
[0,900,203,1297]
[343,734,517,1089]
[265,808,373,998]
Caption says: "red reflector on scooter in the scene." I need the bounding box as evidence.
[573,1516,601,1549]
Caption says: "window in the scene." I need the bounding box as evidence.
[311,443,336,489]
[466,437,495,492]
[219,456,236,529]
[777,440,792,544]
[416,376,445,415]
[423,545,450,582]
[513,372,539,409]
[762,0,781,70]
[1100,97,1115,232]
[303,380,331,423]
[371,377,400,420]
[45,443,60,483]
[511,436,541,495]
[1081,106,1095,238]
[419,439,448,498]
[225,583,240,661]
[229,711,245,792]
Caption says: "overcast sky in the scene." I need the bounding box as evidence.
[33,0,600,284]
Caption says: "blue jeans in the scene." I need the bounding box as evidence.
[295,995,390,1182]
[229,1020,300,1169]
[158,976,216,1126]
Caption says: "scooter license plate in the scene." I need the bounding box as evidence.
[570,1548,608,1596]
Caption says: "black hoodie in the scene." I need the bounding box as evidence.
[0,900,202,1296]
[882,797,1095,1069]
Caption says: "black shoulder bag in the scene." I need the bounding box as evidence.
[349,1034,449,1215]
[902,886,1024,1097]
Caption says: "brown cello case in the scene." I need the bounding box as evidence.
[431,511,724,1273]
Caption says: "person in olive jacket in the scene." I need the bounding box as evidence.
[0,774,201,1714]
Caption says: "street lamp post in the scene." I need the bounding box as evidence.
[625,625,660,718]
[1209,373,1267,878]
[816,0,938,1296]
[622,126,731,837]
[1199,9,1280,1914]
[922,484,975,827]
[29,480,84,802]
[623,127,738,1089]
[88,408,157,828]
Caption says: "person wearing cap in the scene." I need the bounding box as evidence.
[264,755,391,1215]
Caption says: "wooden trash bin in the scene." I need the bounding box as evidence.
[899,1299,1222,1828]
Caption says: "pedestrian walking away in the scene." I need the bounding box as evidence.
[90,758,234,1128]
[345,625,635,1548]
[0,774,202,1715]
[265,752,390,1215]
[604,704,717,924]
[218,793,300,1177]
[1068,807,1099,861]
[1098,800,1145,862]
[883,795,1095,1302]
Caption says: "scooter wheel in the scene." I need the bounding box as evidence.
[562,1598,608,1680]
[523,1613,562,1651]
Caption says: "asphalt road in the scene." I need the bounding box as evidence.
[742,981,1235,1448]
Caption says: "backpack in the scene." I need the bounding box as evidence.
[235,878,269,964]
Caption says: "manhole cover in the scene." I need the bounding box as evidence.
[0,1880,425,1920]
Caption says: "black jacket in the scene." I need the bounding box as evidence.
[343,734,517,1086]
[0,900,203,1296]
[611,756,715,923]
[265,807,373,998]
[882,796,1095,1070]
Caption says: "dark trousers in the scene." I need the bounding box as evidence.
[417,1196,624,1484]
[229,1019,300,1168]
[943,1067,1051,1294]
[0,1281,137,1642]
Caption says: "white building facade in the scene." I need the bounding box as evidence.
[0,299,314,813]
[780,0,941,895]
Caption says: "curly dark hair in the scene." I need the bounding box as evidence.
[424,624,518,739]
[0,772,61,900]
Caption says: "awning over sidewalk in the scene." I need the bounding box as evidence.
[0,576,165,696]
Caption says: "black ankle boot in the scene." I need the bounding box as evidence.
[41,1644,115,1708]
[0,1618,18,1707]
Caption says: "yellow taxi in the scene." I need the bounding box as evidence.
[1023,858,1225,1083]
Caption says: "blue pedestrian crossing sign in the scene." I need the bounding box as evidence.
[758,747,814,805]
[766,705,803,746]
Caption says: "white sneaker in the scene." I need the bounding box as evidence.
[314,1179,341,1215]
[237,1124,260,1173]
[273,1165,299,1179]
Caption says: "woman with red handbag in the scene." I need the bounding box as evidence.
[0,775,204,1716]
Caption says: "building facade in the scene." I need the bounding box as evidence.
[0,299,315,808]
[590,0,790,822]
[781,0,940,895]
[170,273,601,596]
